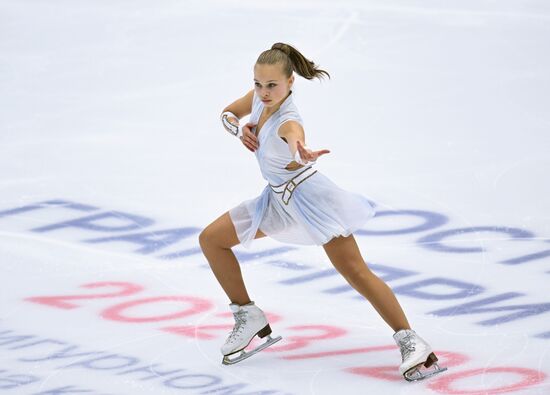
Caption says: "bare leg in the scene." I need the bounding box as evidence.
[323,234,411,332]
[199,211,266,305]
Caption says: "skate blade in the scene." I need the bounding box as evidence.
[404,363,447,381]
[404,353,448,382]
[222,335,282,365]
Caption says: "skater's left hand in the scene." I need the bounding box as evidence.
[296,140,330,163]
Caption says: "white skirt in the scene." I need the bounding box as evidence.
[229,170,376,248]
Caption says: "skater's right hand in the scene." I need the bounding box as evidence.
[240,122,259,152]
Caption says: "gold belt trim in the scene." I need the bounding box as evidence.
[269,166,317,205]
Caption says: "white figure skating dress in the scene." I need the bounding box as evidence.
[229,89,376,248]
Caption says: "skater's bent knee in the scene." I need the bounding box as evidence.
[199,227,218,249]
[199,224,239,250]
[198,228,211,250]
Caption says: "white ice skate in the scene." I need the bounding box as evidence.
[393,329,447,381]
[221,302,282,365]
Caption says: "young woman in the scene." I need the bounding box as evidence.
[199,42,446,381]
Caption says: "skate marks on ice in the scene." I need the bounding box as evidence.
[1,197,549,394]
[5,273,547,394]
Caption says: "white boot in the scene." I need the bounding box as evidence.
[221,301,281,365]
[393,329,447,381]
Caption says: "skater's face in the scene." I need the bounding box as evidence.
[253,63,294,108]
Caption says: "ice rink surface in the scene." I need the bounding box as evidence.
[1,0,550,394]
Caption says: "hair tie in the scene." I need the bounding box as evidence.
[272,43,290,55]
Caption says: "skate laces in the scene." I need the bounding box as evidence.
[227,310,248,343]
[399,333,416,361]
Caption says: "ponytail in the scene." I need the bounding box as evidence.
[256,42,330,81]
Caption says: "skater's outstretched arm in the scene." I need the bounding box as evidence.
[278,120,330,164]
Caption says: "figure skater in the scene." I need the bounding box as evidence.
[199,42,446,381]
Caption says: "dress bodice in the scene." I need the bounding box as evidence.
[249,90,310,185]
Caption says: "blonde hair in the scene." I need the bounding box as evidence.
[256,42,330,81]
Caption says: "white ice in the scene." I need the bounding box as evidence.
[1,0,549,394]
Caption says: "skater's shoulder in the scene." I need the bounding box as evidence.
[277,119,304,141]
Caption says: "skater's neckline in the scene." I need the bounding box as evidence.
[255,90,293,138]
